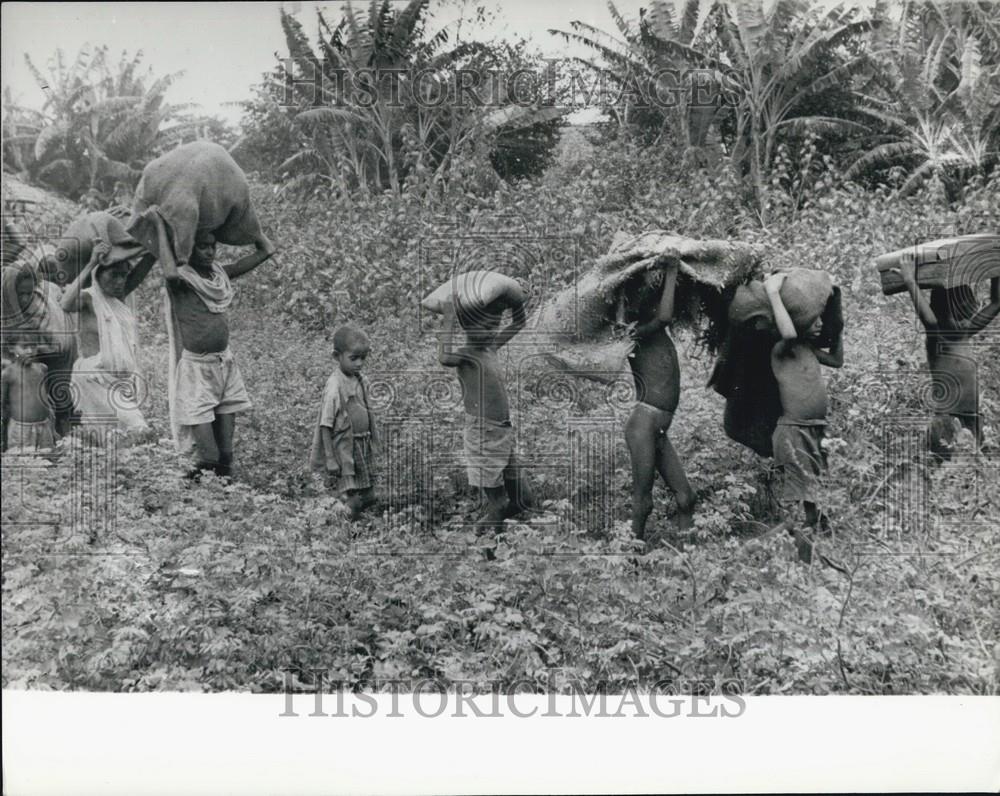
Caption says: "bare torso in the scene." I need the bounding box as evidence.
[168,281,230,353]
[455,347,510,421]
[771,341,828,421]
[925,332,978,414]
[622,281,680,412]
[4,361,50,422]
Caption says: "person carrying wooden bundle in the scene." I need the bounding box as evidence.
[427,271,534,537]
[884,240,1000,458]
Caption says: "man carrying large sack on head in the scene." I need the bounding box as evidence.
[127,141,276,480]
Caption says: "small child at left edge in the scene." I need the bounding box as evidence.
[310,325,379,519]
[2,334,57,454]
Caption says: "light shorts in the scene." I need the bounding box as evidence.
[174,348,252,425]
[7,418,56,453]
[463,414,517,489]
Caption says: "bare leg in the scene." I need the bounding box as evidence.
[503,461,533,516]
[654,434,695,531]
[957,412,982,450]
[625,407,657,541]
[186,421,218,478]
[482,486,510,534]
[929,414,956,462]
[212,413,236,477]
[344,488,375,520]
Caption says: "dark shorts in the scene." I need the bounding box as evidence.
[340,432,376,493]
[772,419,827,504]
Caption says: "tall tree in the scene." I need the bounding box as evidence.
[270,0,566,197]
[18,45,201,200]
[847,0,1000,197]
[554,1,878,223]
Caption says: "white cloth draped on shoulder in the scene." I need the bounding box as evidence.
[72,277,149,434]
[163,260,235,452]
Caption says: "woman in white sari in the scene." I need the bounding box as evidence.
[61,242,155,438]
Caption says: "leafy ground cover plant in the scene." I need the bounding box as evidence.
[3,158,997,694]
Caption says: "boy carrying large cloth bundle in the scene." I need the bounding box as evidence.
[127,141,276,480]
[709,268,845,562]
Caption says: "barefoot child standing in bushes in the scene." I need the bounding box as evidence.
[764,272,844,540]
[438,291,533,534]
[310,325,379,519]
[145,210,275,479]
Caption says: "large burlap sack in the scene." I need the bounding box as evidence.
[728,269,834,335]
[528,231,761,385]
[540,337,635,385]
[422,270,524,314]
[536,234,761,342]
[43,210,148,286]
[711,270,841,458]
[127,141,261,266]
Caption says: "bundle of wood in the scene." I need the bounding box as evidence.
[531,231,763,381]
[876,234,999,295]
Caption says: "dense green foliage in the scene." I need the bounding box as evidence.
[3,140,998,692]
[233,2,566,196]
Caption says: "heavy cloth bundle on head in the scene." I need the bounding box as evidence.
[709,271,842,457]
[46,209,146,287]
[124,141,257,453]
[530,231,762,381]
[44,209,150,351]
[422,270,523,315]
[126,141,261,266]
[727,269,834,333]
